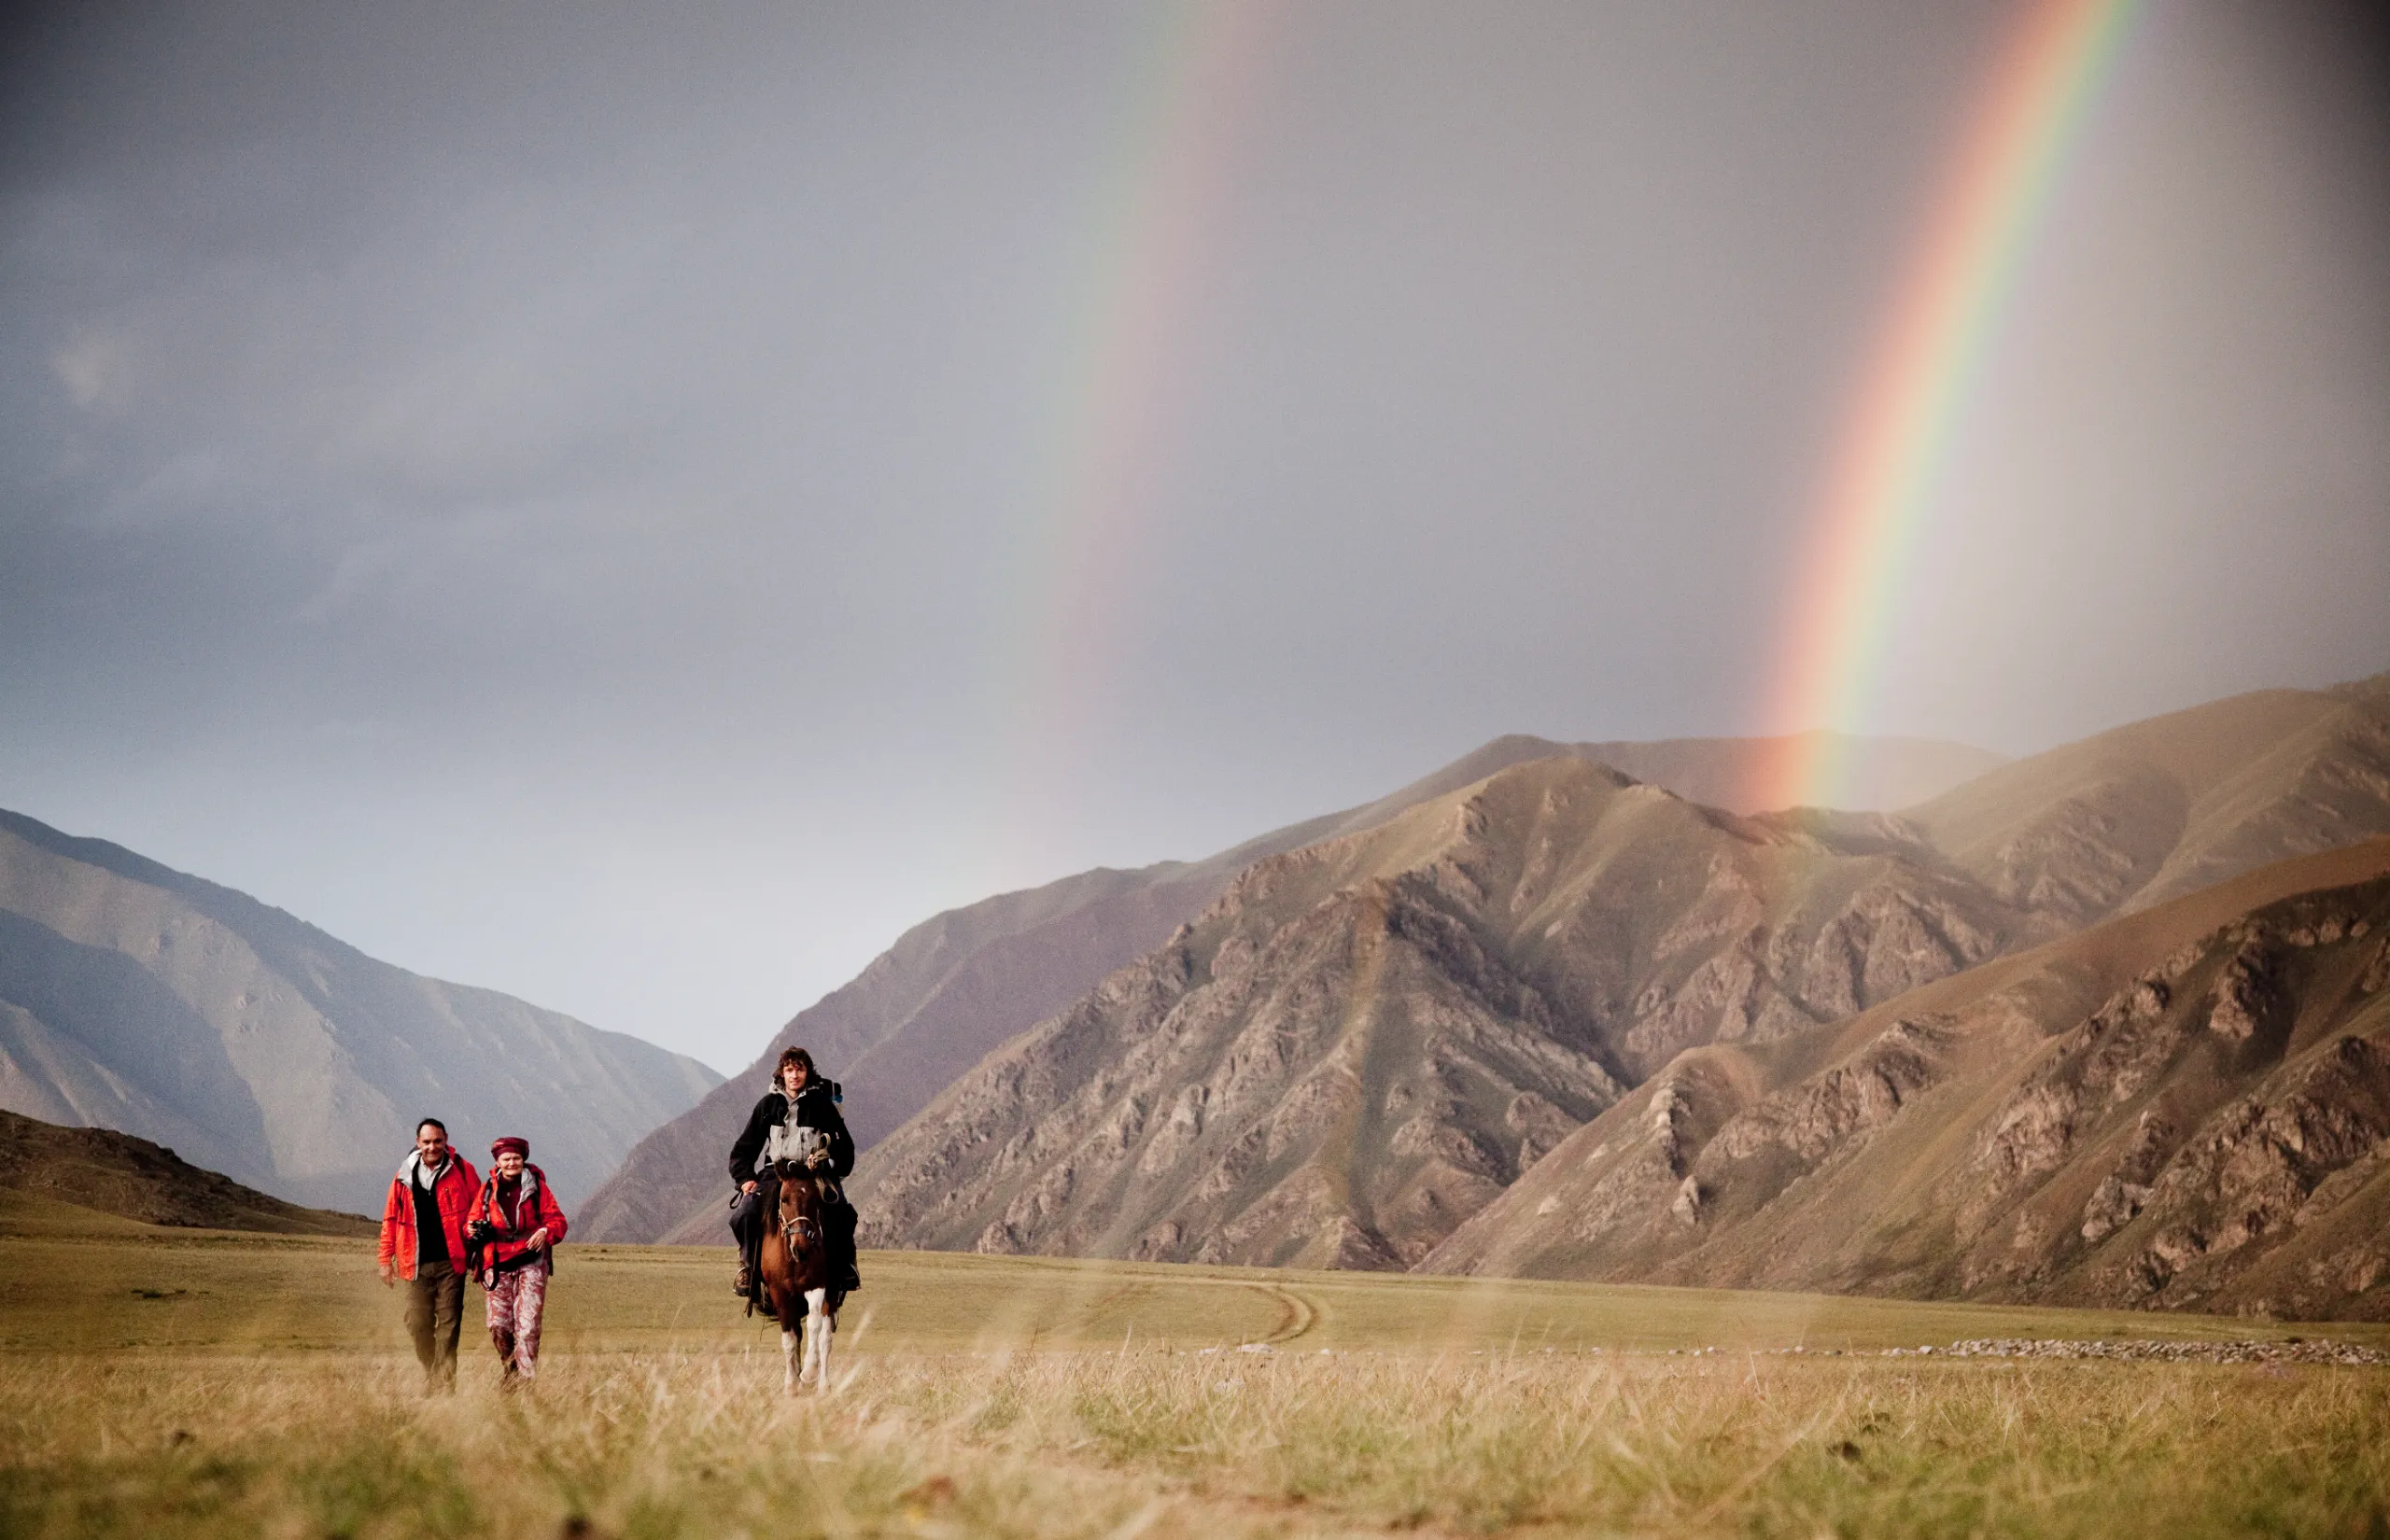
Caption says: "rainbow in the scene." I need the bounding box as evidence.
[981,2,1273,878]
[1748,0,2143,812]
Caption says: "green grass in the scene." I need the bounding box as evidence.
[3,1197,2388,1537]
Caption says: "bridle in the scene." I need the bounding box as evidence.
[777,1176,822,1255]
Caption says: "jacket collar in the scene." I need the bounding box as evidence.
[398,1150,461,1187]
[490,1165,540,1199]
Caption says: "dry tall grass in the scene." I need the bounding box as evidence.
[7,1214,2387,1536]
[3,1345,2385,1538]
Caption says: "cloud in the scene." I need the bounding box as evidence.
[49,329,124,410]
[0,2,2383,1067]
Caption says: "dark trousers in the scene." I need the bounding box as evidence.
[728,1179,775,1297]
[403,1258,465,1391]
[728,1181,768,1251]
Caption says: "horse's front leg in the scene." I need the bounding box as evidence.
[781,1322,800,1395]
[799,1288,831,1388]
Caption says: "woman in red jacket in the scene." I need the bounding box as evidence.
[469,1135,568,1386]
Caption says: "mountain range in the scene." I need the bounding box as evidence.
[841,676,2390,1314]
[17,670,2387,1322]
[0,810,721,1213]
[578,731,2003,1243]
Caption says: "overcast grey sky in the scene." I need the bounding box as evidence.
[4,2,2385,1071]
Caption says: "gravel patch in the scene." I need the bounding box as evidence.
[1932,1337,2390,1365]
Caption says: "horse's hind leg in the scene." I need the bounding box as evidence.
[799,1288,831,1389]
[781,1324,800,1395]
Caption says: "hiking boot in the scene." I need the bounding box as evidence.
[733,1261,751,1296]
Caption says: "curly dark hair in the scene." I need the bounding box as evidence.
[775,1046,817,1084]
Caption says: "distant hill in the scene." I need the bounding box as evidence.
[1422,840,2390,1322]
[581,731,2003,1243]
[850,676,2390,1274]
[1904,675,2390,925]
[1522,730,2003,817]
[0,1106,373,1236]
[0,809,723,1213]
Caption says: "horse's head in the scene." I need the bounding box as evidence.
[773,1166,825,1257]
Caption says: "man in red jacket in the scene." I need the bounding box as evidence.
[377,1117,480,1394]
[470,1135,567,1387]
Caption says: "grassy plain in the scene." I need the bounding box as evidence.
[3,1190,2388,1538]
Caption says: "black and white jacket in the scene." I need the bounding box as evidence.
[726,1081,854,1185]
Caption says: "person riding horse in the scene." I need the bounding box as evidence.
[727,1046,859,1299]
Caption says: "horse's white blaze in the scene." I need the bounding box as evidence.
[798,1288,832,1389]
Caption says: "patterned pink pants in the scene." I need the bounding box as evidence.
[485,1266,548,1379]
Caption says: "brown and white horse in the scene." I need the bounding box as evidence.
[759,1158,838,1393]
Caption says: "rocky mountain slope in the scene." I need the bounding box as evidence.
[851,758,2051,1267]
[851,677,2390,1274]
[1422,839,2390,1322]
[583,732,2001,1243]
[0,810,720,1213]
[0,1106,373,1236]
